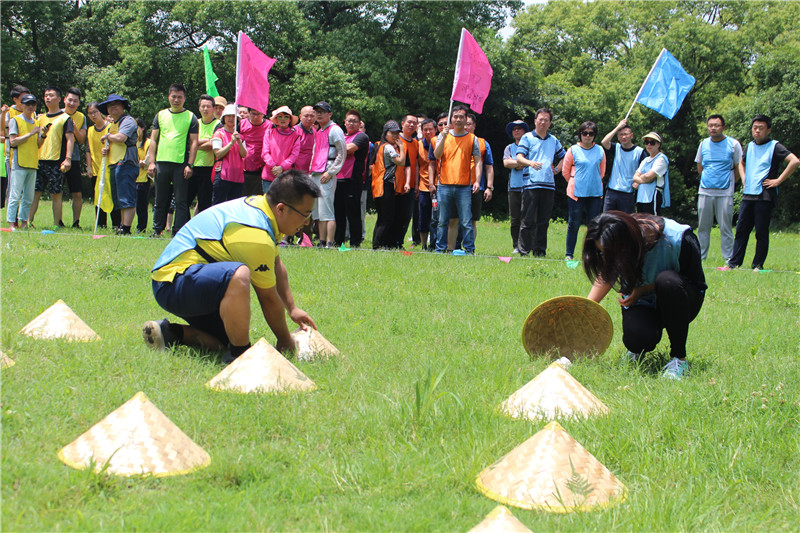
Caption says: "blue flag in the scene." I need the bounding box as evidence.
[635,49,696,120]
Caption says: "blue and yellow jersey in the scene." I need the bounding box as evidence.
[152,195,283,289]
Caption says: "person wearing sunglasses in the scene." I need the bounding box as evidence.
[144,169,321,363]
[633,132,671,215]
[562,121,606,261]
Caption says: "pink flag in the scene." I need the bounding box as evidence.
[450,28,493,114]
[236,32,276,113]
[498,256,511,263]
[299,233,313,247]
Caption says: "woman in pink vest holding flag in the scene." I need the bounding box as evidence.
[261,106,300,194]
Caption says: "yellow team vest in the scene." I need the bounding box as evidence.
[68,111,86,160]
[87,122,114,213]
[6,106,24,161]
[37,112,71,161]
[11,115,40,169]
[137,140,151,183]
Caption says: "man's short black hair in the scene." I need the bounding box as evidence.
[707,114,725,126]
[421,118,436,129]
[198,94,215,106]
[437,112,448,122]
[44,86,62,98]
[346,109,361,121]
[11,85,30,99]
[168,83,187,95]
[467,113,477,124]
[451,105,469,118]
[535,108,553,121]
[65,87,82,100]
[751,114,772,129]
[267,169,321,206]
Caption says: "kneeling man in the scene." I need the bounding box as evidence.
[143,169,320,361]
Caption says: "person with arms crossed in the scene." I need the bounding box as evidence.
[503,120,530,253]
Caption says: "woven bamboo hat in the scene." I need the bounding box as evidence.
[292,327,340,362]
[476,421,626,513]
[1,351,14,369]
[521,296,611,360]
[58,391,210,477]
[207,338,316,394]
[500,362,609,421]
[468,505,532,533]
[20,299,100,341]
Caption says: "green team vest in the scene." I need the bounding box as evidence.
[195,118,219,167]
[156,109,193,164]
[13,116,40,169]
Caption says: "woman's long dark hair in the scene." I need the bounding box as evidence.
[136,117,147,148]
[582,211,664,294]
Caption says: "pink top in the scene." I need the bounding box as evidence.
[311,122,335,173]
[337,132,358,180]
[293,124,315,172]
[239,118,268,172]
[261,125,301,181]
[213,129,245,183]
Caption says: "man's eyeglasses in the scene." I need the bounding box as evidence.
[644,139,658,145]
[284,203,312,222]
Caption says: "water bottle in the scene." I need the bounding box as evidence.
[431,191,438,210]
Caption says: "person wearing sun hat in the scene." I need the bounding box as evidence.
[98,93,139,234]
[633,131,670,215]
[261,105,301,193]
[503,119,530,253]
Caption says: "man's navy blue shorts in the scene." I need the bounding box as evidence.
[152,261,243,346]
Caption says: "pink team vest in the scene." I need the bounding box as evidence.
[310,122,337,173]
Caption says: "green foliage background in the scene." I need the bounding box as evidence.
[2,0,799,226]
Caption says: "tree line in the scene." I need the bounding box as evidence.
[3,0,798,226]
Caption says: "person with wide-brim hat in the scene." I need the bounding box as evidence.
[633,131,670,215]
[97,94,131,116]
[261,106,301,193]
[503,120,530,253]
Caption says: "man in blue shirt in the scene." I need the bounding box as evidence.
[515,108,565,257]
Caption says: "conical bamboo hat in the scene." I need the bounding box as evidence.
[1,351,14,369]
[20,300,100,341]
[58,391,210,477]
[468,505,532,533]
[521,296,612,360]
[206,338,316,393]
[292,327,340,362]
[500,362,609,421]
[476,421,626,513]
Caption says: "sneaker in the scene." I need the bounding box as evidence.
[150,231,163,238]
[662,358,689,380]
[512,247,519,254]
[625,350,641,363]
[565,255,573,261]
[142,319,178,350]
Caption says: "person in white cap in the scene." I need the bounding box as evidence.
[633,131,670,215]
[261,105,300,193]
[211,104,247,204]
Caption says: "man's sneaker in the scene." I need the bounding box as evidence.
[625,350,641,363]
[512,247,520,254]
[565,255,573,261]
[662,358,689,380]
[142,319,178,350]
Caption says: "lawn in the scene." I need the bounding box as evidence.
[2,201,799,531]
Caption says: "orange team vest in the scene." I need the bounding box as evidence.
[417,138,438,192]
[395,135,419,194]
[371,142,388,198]
[438,132,475,186]
[470,137,486,183]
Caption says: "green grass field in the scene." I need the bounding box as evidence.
[2,201,799,531]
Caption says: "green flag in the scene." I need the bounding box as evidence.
[203,46,219,97]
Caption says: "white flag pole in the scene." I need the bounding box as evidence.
[235,32,242,130]
[93,139,110,235]
[624,48,666,121]
[446,28,467,128]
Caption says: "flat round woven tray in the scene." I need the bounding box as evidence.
[521,296,612,359]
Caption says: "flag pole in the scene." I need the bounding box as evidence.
[93,139,110,235]
[624,48,666,120]
[446,28,467,128]
[235,32,242,130]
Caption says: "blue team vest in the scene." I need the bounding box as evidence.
[571,144,604,197]
[153,197,275,271]
[519,132,560,189]
[635,218,689,308]
[699,137,736,189]
[506,142,529,190]
[636,153,671,208]
[743,140,778,196]
[608,144,643,193]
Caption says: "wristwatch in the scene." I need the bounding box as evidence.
[488,186,495,191]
